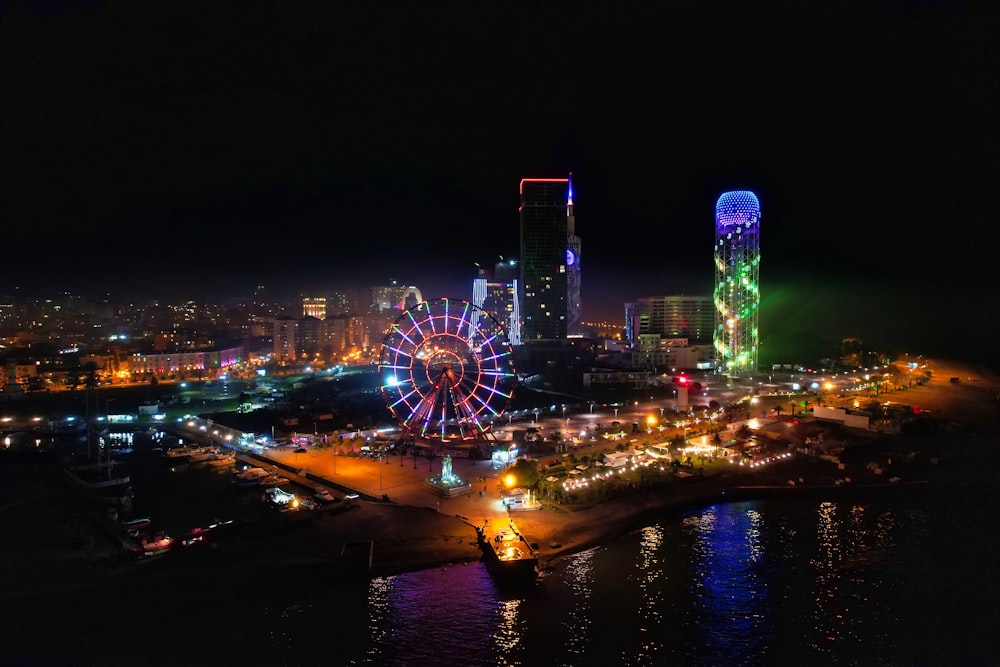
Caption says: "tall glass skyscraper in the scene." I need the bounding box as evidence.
[713,190,760,376]
[471,258,521,346]
[519,175,580,340]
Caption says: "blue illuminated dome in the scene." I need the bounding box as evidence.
[715,191,761,230]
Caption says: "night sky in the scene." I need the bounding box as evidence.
[4,2,997,359]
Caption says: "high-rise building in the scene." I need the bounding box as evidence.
[626,295,715,343]
[371,281,423,312]
[471,258,521,346]
[713,190,761,376]
[302,297,327,320]
[519,175,580,340]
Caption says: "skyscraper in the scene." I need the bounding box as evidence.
[713,190,760,376]
[519,175,580,341]
[471,258,521,346]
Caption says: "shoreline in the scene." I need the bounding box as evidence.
[2,358,997,593]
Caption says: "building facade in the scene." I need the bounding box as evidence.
[302,297,327,320]
[713,190,761,377]
[471,258,521,346]
[626,295,715,344]
[519,175,580,340]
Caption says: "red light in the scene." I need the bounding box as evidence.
[677,376,688,385]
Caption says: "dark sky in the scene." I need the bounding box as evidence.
[3,2,998,358]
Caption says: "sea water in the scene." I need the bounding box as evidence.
[6,428,999,666]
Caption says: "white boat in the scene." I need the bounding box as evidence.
[313,487,335,503]
[162,445,206,460]
[262,486,299,511]
[206,450,237,466]
[259,475,290,488]
[187,447,220,462]
[232,467,272,486]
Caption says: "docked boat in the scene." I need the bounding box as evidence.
[162,445,213,461]
[313,487,336,503]
[136,530,174,558]
[232,467,271,486]
[187,447,220,463]
[63,458,133,506]
[119,517,153,535]
[259,474,290,488]
[206,450,237,466]
[476,522,539,587]
[262,486,300,511]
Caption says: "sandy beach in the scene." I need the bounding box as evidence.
[2,358,997,597]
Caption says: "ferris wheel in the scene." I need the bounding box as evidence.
[378,298,517,444]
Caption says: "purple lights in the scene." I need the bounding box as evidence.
[715,191,760,231]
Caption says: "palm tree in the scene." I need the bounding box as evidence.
[711,430,723,457]
[773,405,783,418]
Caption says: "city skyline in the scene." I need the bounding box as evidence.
[3,3,995,361]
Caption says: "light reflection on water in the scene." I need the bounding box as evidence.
[24,449,992,667]
[321,494,999,667]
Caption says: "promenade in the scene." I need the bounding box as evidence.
[167,358,999,578]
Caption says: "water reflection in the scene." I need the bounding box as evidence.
[631,524,665,665]
[683,502,770,663]
[561,548,596,664]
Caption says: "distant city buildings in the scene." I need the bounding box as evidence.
[713,190,761,377]
[371,281,422,312]
[620,296,716,371]
[302,297,327,320]
[625,296,714,344]
[519,175,580,341]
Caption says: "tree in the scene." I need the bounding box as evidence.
[711,430,723,456]
[773,405,783,418]
[82,362,100,391]
[508,457,540,488]
[66,366,83,391]
[736,424,752,442]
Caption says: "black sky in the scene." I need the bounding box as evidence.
[3,2,998,358]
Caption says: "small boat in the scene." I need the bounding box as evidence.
[262,486,299,511]
[259,475,290,488]
[206,450,237,465]
[232,467,270,486]
[119,517,152,533]
[134,530,174,558]
[163,445,215,461]
[313,487,335,503]
[187,447,220,462]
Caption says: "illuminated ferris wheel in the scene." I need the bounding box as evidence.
[378,298,517,444]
